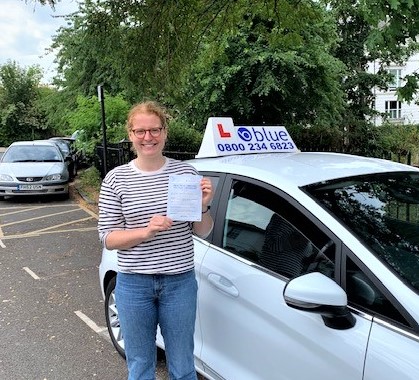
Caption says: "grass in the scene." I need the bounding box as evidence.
[76,166,102,204]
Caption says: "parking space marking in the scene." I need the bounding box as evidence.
[0,205,48,216]
[0,226,98,240]
[74,310,107,334]
[0,223,5,247]
[31,216,95,234]
[77,204,99,220]
[1,207,82,228]
[0,205,46,216]
[23,266,40,280]
[0,203,98,243]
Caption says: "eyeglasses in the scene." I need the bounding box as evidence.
[130,127,165,138]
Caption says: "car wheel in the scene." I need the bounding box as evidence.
[105,276,126,358]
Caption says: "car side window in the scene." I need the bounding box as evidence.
[222,179,335,279]
[193,174,220,240]
[345,257,409,325]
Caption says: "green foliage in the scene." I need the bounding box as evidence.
[166,118,203,153]
[51,1,124,98]
[177,2,346,131]
[67,93,129,136]
[361,0,419,62]
[397,73,419,102]
[65,93,130,158]
[35,86,73,136]
[79,166,102,191]
[105,123,128,143]
[288,123,344,152]
[359,0,419,99]
[320,0,415,152]
[378,122,419,157]
[24,0,419,162]
[77,166,102,202]
[0,61,51,145]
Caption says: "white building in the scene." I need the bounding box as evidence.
[369,52,419,126]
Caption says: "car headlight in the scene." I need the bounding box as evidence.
[0,174,14,181]
[44,174,64,181]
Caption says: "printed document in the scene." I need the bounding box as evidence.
[167,174,202,221]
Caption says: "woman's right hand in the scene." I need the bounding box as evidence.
[145,215,173,240]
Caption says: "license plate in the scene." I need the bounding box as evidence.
[18,184,43,190]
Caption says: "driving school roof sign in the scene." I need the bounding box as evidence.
[195,117,299,158]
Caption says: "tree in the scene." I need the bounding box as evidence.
[0,61,50,145]
[35,86,74,136]
[366,0,419,103]
[51,1,124,98]
[175,3,346,132]
[65,92,130,158]
[378,122,419,163]
[41,0,419,158]
[320,0,419,154]
[51,0,232,102]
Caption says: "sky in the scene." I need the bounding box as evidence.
[0,0,79,84]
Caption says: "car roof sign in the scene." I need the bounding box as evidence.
[195,117,299,158]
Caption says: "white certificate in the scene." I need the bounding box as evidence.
[167,174,202,221]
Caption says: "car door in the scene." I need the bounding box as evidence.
[344,253,419,380]
[197,175,372,380]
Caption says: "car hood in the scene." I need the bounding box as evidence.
[0,162,67,178]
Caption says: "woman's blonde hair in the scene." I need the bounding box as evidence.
[126,100,169,133]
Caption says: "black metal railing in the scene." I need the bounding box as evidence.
[95,142,197,178]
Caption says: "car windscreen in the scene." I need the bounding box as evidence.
[54,141,70,155]
[2,145,63,162]
[304,171,419,293]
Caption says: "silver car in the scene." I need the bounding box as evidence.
[49,137,78,179]
[0,140,69,199]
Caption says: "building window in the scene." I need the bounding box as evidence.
[388,68,402,89]
[385,100,402,119]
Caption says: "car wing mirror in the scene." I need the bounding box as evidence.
[283,272,356,330]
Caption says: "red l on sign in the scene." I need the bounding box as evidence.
[217,123,231,138]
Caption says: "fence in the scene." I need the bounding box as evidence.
[96,140,415,178]
[95,141,197,178]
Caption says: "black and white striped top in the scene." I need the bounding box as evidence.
[98,157,199,275]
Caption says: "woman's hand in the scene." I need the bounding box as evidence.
[145,215,173,240]
[201,177,213,210]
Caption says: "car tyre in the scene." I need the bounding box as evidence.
[105,276,126,358]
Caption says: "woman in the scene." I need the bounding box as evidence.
[98,101,213,380]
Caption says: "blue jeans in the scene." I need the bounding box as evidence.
[116,271,198,380]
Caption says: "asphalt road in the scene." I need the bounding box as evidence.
[0,194,171,380]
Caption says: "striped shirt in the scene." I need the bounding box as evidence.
[98,157,199,274]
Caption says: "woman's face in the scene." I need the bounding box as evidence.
[129,112,167,159]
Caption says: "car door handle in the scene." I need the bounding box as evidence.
[207,273,239,297]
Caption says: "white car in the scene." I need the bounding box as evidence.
[0,140,70,199]
[99,118,419,380]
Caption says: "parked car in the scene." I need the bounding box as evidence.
[49,137,78,179]
[0,140,70,199]
[99,118,419,380]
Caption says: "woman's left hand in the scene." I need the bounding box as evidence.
[201,177,213,209]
